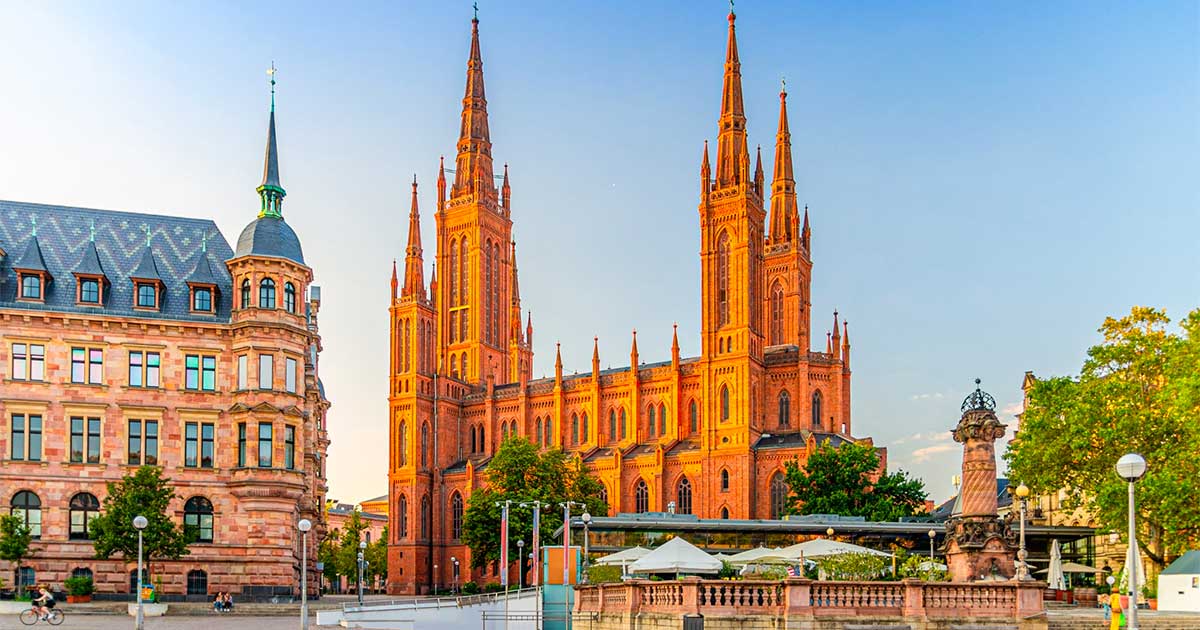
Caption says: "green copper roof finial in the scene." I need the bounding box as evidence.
[730,0,734,15]
[145,225,152,248]
[31,214,37,236]
[257,62,286,219]
[89,219,95,242]
[267,62,277,113]
[201,231,207,253]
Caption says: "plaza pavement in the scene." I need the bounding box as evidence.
[0,615,337,630]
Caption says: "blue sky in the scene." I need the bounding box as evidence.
[1,1,1196,505]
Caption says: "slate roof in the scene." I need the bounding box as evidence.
[235,216,305,264]
[74,240,106,277]
[0,200,235,322]
[1162,550,1200,575]
[12,235,49,272]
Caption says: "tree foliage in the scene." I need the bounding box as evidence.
[0,514,33,595]
[89,466,189,564]
[783,439,928,521]
[462,437,607,569]
[1005,307,1200,571]
[816,552,888,581]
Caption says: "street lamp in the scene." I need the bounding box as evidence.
[826,527,834,538]
[433,565,438,593]
[517,540,526,589]
[133,515,148,630]
[581,511,592,585]
[451,557,459,594]
[1014,484,1031,580]
[1116,453,1147,630]
[298,519,312,630]
[357,539,367,606]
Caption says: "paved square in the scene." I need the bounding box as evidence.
[0,616,338,630]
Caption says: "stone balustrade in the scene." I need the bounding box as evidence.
[576,577,1046,622]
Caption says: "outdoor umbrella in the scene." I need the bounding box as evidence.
[1047,539,1067,590]
[629,537,721,577]
[780,538,892,560]
[1122,537,1146,602]
[594,546,650,572]
[728,546,789,565]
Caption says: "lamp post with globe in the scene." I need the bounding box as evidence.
[1116,453,1147,630]
[133,515,148,630]
[357,540,367,605]
[298,518,312,630]
[1014,484,1031,580]
[580,511,592,585]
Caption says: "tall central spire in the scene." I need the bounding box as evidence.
[402,176,426,300]
[452,16,495,199]
[770,85,798,243]
[714,10,748,189]
[258,63,285,219]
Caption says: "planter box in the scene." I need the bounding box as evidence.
[66,595,92,604]
[127,603,168,617]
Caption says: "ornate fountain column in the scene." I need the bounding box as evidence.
[944,380,1018,582]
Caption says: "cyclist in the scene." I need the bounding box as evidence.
[32,584,56,621]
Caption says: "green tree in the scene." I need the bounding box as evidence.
[462,437,607,569]
[318,529,340,588]
[783,439,928,521]
[1005,307,1200,572]
[0,514,33,596]
[334,511,369,585]
[89,467,189,573]
[366,525,388,586]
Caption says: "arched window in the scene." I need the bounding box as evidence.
[598,485,608,510]
[284,282,297,314]
[399,420,408,467]
[449,238,458,307]
[451,492,464,540]
[769,280,784,345]
[71,567,93,581]
[420,423,429,469]
[769,473,788,520]
[535,417,543,446]
[470,424,477,453]
[717,231,730,326]
[398,494,409,538]
[676,477,693,515]
[720,507,730,519]
[186,569,208,595]
[582,412,589,443]
[778,390,791,428]
[648,405,656,438]
[69,492,100,540]
[619,408,627,439]
[689,400,698,433]
[484,241,492,344]
[571,413,579,446]
[450,354,458,379]
[659,403,667,435]
[720,468,730,492]
[478,425,485,451]
[240,279,250,308]
[634,479,649,514]
[184,496,214,543]
[259,278,276,309]
[419,494,430,540]
[608,410,616,443]
[811,390,823,429]
[720,385,730,422]
[461,352,468,380]
[544,417,552,446]
[11,491,41,539]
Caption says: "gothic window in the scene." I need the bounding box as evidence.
[648,405,656,438]
[778,390,791,428]
[420,494,430,540]
[399,420,408,467]
[720,468,730,492]
[598,484,608,509]
[450,354,458,379]
[717,231,730,327]
[10,490,41,539]
[544,417,552,446]
[69,492,100,540]
[240,279,250,308]
[619,408,627,439]
[659,403,667,435]
[461,352,468,380]
[420,422,430,469]
[398,494,408,538]
[811,390,823,430]
[491,242,500,343]
[449,238,458,308]
[721,385,730,422]
[536,417,543,446]
[720,507,730,519]
[582,412,589,443]
[571,413,579,446]
[284,281,296,314]
[259,278,276,309]
[451,492,464,540]
[484,240,492,344]
[183,496,214,543]
[769,280,784,345]
[769,472,788,520]
[634,479,649,514]
[470,424,477,453]
[689,400,698,433]
[676,477,693,515]
[608,410,616,443]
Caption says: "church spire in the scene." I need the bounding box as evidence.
[401,175,426,300]
[770,85,798,243]
[257,63,285,218]
[714,9,748,189]
[801,204,811,250]
[452,15,494,198]
[510,242,523,342]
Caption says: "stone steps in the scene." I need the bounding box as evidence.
[1047,611,1200,630]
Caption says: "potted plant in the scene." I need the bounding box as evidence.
[1142,582,1157,610]
[64,576,94,603]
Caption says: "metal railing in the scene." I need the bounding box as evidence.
[342,587,542,613]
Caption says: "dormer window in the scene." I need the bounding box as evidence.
[135,282,159,309]
[19,273,43,301]
[80,278,100,303]
[192,286,213,313]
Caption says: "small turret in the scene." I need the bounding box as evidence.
[700,141,711,198]
[671,323,680,367]
[832,310,841,360]
[390,259,398,302]
[502,163,511,212]
[554,342,563,385]
[842,320,851,369]
[754,145,764,197]
[526,312,533,347]
[592,336,600,377]
[437,156,447,214]
[630,329,639,367]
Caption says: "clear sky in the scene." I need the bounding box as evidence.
[1,1,1196,506]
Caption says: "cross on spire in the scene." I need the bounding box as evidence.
[473,1,478,20]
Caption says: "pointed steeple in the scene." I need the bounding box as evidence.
[770,86,799,243]
[257,64,286,219]
[801,205,811,250]
[436,156,447,213]
[501,163,511,210]
[452,15,495,198]
[592,336,600,376]
[754,145,764,196]
[630,329,639,366]
[700,140,712,198]
[842,319,851,368]
[510,242,523,342]
[831,310,841,360]
[554,342,563,384]
[671,323,680,367]
[390,259,398,301]
[401,176,427,300]
[525,312,533,346]
[715,9,748,189]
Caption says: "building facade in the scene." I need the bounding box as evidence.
[0,99,330,599]
[387,11,877,594]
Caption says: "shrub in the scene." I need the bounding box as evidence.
[717,560,739,580]
[460,581,480,595]
[816,552,888,581]
[482,582,504,593]
[586,565,622,584]
[64,576,94,596]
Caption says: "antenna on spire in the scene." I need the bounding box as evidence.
[267,62,277,112]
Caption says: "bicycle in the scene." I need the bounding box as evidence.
[19,607,64,625]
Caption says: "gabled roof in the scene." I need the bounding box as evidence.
[1162,550,1200,575]
[130,247,163,282]
[0,200,234,321]
[186,253,219,285]
[74,240,106,277]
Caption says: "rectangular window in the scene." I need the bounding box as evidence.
[145,420,158,465]
[80,278,100,303]
[87,417,101,463]
[129,351,143,387]
[202,356,216,391]
[70,416,101,463]
[25,344,44,381]
[285,357,297,393]
[257,422,273,468]
[89,349,103,384]
[146,352,160,387]
[70,417,84,462]
[71,348,86,383]
[11,414,24,460]
[259,354,273,390]
[237,423,247,467]
[12,343,26,380]
[128,420,142,465]
[284,425,296,470]
[137,283,156,308]
[237,355,248,390]
[192,287,212,312]
[185,355,199,390]
[201,423,214,468]
[185,423,198,467]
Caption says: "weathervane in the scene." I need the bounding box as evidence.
[267,62,277,112]
[473,2,478,20]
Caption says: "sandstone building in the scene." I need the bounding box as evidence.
[0,97,330,599]
[386,10,879,594]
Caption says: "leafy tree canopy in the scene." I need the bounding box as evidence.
[1005,307,1200,571]
[0,514,32,566]
[89,466,189,564]
[462,437,607,569]
[783,439,928,521]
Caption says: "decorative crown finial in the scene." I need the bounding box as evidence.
[961,378,997,413]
